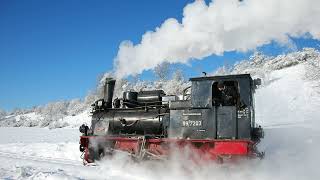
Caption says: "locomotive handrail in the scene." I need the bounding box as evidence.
[93,102,168,112]
[121,101,168,110]
[182,86,191,100]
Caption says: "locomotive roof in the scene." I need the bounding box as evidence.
[189,74,252,81]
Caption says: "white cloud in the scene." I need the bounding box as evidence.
[114,0,320,78]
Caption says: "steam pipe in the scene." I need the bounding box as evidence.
[103,78,116,108]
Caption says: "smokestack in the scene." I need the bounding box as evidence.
[103,78,116,108]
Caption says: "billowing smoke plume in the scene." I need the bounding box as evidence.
[114,0,320,78]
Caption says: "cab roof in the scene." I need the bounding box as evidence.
[189,74,253,82]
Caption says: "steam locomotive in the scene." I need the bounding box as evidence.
[79,74,264,164]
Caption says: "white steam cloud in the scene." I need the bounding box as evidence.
[114,0,320,78]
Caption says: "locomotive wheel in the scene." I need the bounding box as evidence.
[88,147,104,162]
[217,156,224,164]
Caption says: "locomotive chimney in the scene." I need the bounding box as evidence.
[103,78,116,108]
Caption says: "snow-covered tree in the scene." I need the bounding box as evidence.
[67,99,86,116]
[154,62,171,80]
[36,101,69,127]
[0,109,7,118]
[212,65,232,76]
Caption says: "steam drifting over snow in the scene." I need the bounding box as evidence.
[114,0,320,78]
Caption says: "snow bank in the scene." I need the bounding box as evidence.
[0,110,91,129]
[256,63,320,127]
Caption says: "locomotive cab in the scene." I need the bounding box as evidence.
[168,74,262,141]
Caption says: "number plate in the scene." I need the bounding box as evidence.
[182,120,202,127]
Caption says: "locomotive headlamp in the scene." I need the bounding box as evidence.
[79,124,89,135]
[79,145,85,152]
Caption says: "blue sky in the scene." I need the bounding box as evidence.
[0,0,319,111]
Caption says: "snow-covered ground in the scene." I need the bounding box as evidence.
[0,127,319,179]
[256,64,320,128]
[0,60,320,179]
